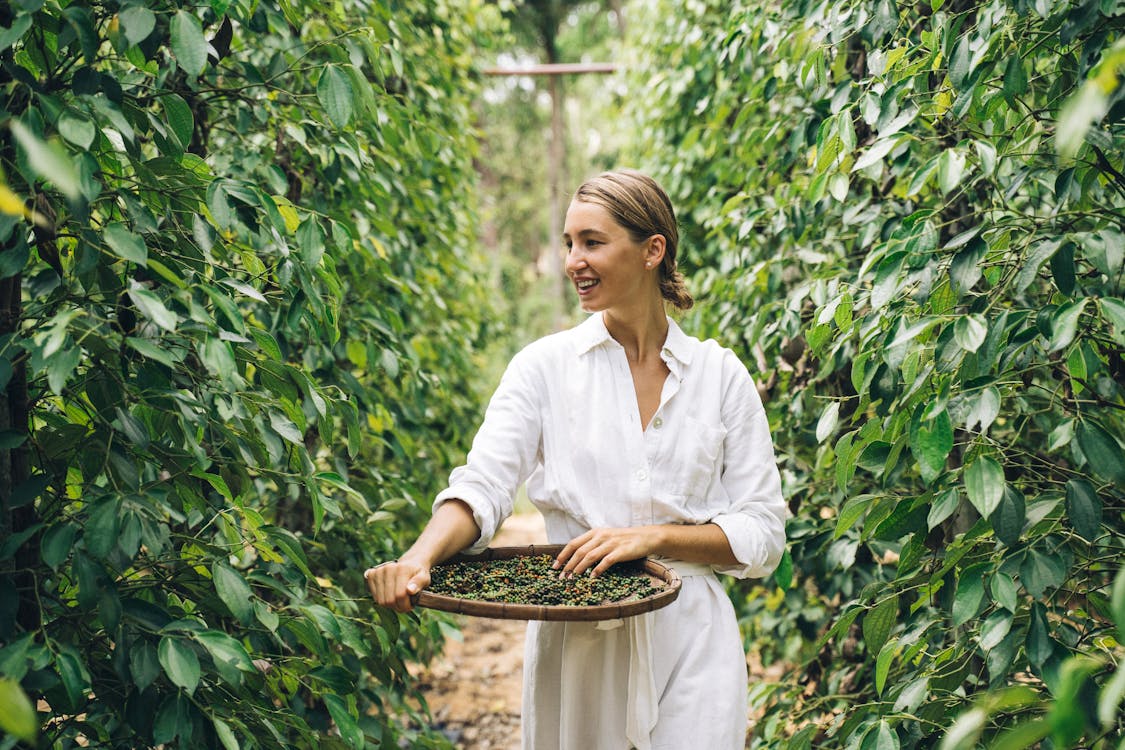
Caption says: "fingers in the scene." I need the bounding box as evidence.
[364,561,430,613]
[554,529,644,579]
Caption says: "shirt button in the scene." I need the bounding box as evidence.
[635,468,648,482]
[652,417,663,429]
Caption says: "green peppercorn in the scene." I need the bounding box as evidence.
[428,555,655,606]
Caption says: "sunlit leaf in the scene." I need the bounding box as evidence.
[0,678,38,743]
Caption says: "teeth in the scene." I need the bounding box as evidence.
[577,279,598,289]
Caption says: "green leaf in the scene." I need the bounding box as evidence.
[56,648,89,710]
[212,563,254,625]
[269,411,304,444]
[1002,56,1027,104]
[84,500,120,559]
[863,595,898,658]
[1021,550,1067,598]
[909,406,952,484]
[816,401,840,443]
[171,11,208,77]
[937,148,967,195]
[965,455,1005,518]
[1100,297,1125,343]
[212,717,239,750]
[163,95,195,148]
[773,548,793,590]
[965,386,1000,434]
[130,640,161,691]
[104,223,148,264]
[158,636,201,693]
[1076,421,1125,483]
[852,137,900,172]
[875,640,899,695]
[865,719,899,750]
[953,563,988,626]
[953,314,988,353]
[991,486,1025,546]
[153,693,191,744]
[1113,566,1125,644]
[127,288,179,331]
[194,630,254,679]
[1027,603,1053,668]
[0,678,38,743]
[1097,665,1125,731]
[1056,82,1107,160]
[0,15,33,53]
[318,65,355,128]
[10,120,82,200]
[126,336,181,367]
[1048,299,1087,351]
[58,111,96,149]
[323,694,364,749]
[893,676,929,714]
[198,337,238,381]
[1049,241,1076,296]
[928,488,960,530]
[1065,478,1101,541]
[41,522,76,569]
[991,572,1018,612]
[1015,239,1061,292]
[979,610,1012,651]
[950,239,986,296]
[836,495,872,538]
[939,708,986,750]
[119,5,156,45]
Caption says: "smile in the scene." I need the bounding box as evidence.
[576,279,599,290]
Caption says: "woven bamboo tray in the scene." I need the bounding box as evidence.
[411,544,682,621]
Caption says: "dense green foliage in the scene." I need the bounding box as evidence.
[0,0,503,747]
[618,0,1124,747]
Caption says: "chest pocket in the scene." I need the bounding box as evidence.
[666,416,727,500]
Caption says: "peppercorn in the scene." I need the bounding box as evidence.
[428,555,656,606]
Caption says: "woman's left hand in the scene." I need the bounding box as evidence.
[554,526,661,578]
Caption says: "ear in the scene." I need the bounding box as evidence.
[644,234,666,269]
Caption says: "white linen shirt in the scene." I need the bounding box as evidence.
[434,312,786,578]
[432,312,786,749]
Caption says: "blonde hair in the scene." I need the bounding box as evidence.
[573,169,694,310]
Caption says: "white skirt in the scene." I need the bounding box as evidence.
[521,569,748,750]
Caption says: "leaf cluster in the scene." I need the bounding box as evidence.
[616,0,1124,747]
[0,0,507,748]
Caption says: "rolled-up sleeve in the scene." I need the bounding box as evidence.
[708,357,787,578]
[433,348,544,553]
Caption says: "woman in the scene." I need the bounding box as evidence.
[365,169,786,749]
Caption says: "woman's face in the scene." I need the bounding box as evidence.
[563,200,658,313]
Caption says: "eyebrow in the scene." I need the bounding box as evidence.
[562,227,609,241]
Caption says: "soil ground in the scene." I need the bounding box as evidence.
[415,512,784,749]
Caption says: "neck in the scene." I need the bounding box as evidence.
[602,300,669,362]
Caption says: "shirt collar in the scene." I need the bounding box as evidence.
[573,313,695,377]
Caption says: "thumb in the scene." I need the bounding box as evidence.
[406,570,430,595]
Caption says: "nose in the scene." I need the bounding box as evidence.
[564,245,586,276]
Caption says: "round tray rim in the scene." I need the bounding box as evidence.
[412,544,682,621]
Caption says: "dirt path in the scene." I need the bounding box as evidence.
[418,512,547,749]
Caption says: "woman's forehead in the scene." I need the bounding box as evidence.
[563,200,619,236]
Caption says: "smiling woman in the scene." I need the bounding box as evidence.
[366,169,787,750]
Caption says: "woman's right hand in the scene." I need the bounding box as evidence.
[364,558,431,613]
